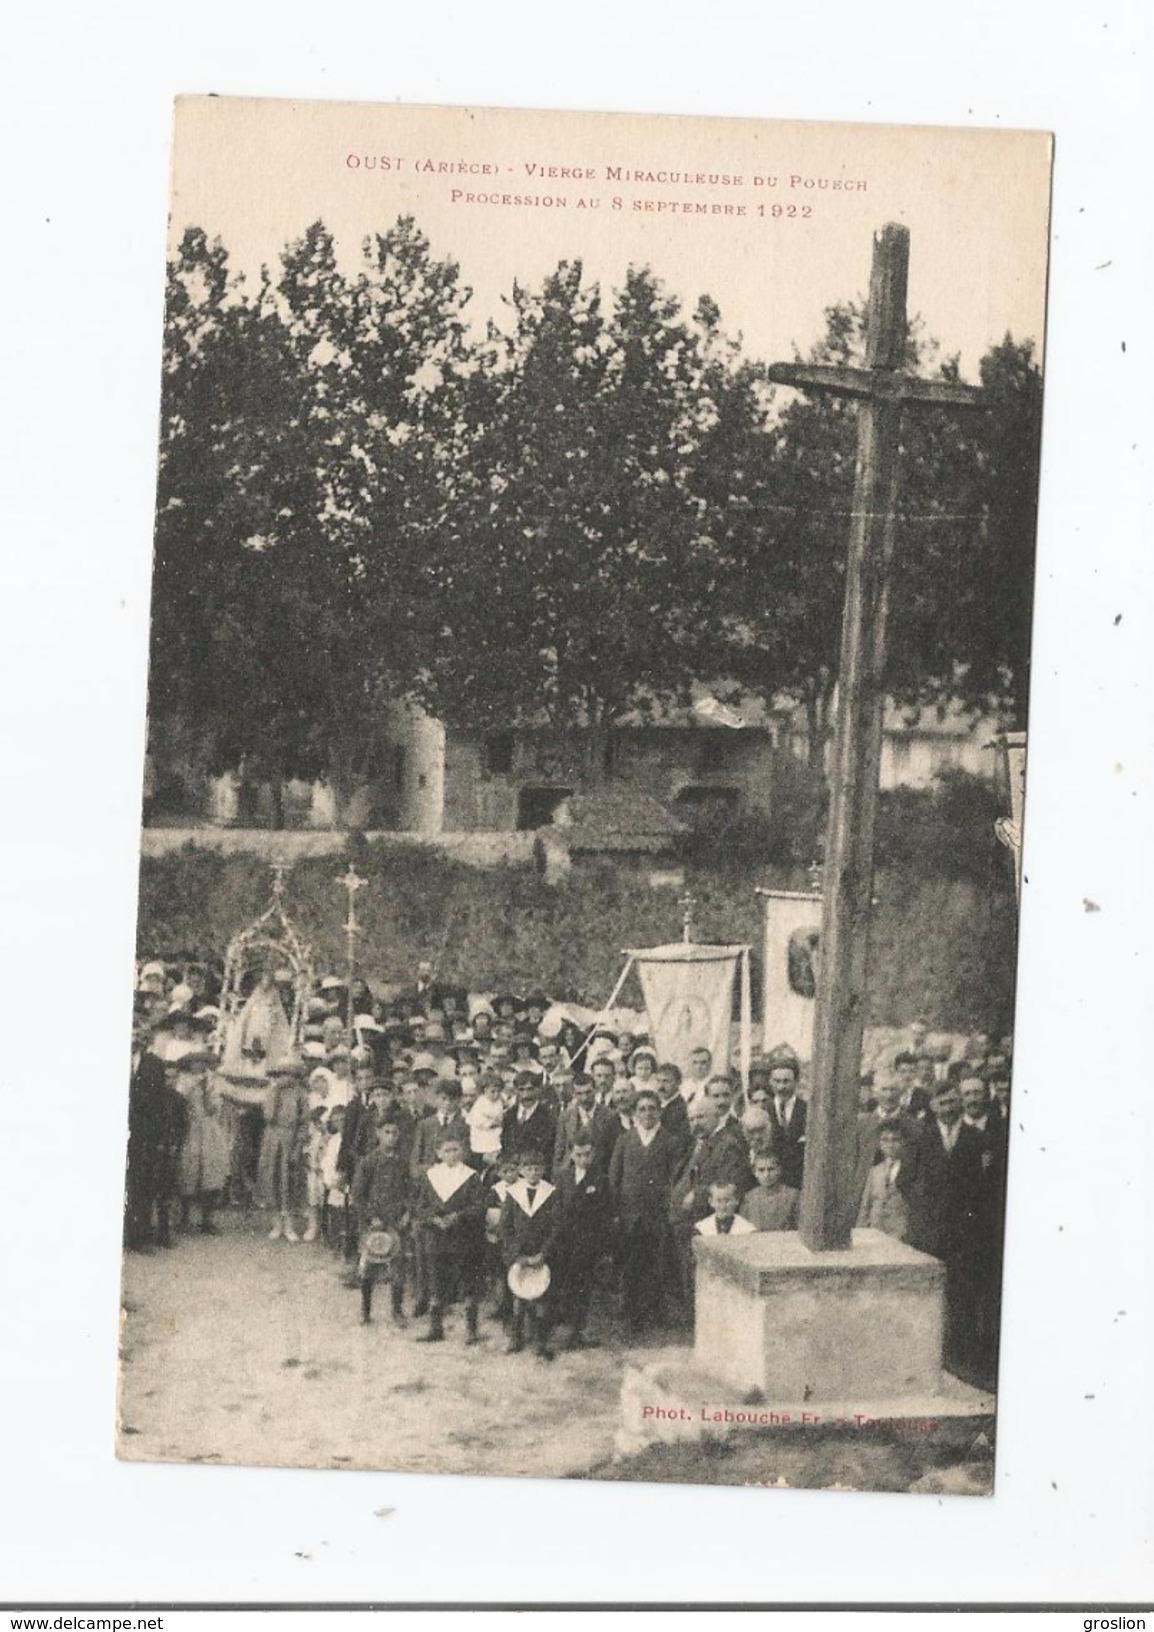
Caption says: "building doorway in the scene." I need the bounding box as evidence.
[516,786,574,830]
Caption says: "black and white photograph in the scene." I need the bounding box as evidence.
[116,95,1052,1497]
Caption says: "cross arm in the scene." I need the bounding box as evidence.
[768,361,985,411]
[768,362,882,401]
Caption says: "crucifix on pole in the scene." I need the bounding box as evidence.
[768,222,986,1252]
[337,862,367,1043]
[679,891,698,944]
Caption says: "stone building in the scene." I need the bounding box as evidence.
[149,689,1006,837]
[381,690,1006,837]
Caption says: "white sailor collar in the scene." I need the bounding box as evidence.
[426,1162,475,1203]
[507,1177,555,1216]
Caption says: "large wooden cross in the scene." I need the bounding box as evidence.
[768,223,985,1251]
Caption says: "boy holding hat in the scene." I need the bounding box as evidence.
[351,1114,411,1325]
[499,1148,559,1361]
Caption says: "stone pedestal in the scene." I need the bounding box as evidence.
[694,1228,945,1401]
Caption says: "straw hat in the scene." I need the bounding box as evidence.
[507,1261,551,1301]
[361,1227,401,1265]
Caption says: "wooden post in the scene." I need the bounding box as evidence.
[768,224,985,1250]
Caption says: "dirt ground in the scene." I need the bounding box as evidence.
[117,1211,649,1480]
[118,1213,995,1496]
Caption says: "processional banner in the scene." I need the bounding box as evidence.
[761,890,823,1061]
[629,943,744,1076]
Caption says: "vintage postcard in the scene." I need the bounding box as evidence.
[119,95,1051,1495]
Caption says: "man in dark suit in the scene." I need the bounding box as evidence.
[668,1102,754,1316]
[608,1088,683,1336]
[125,1015,169,1251]
[589,1057,617,1107]
[407,959,438,1015]
[553,1072,614,1173]
[894,1050,933,1120]
[656,1063,691,1153]
[501,1072,558,1177]
[898,1081,994,1381]
[671,1103,754,1225]
[553,1132,612,1348]
[766,1057,808,1191]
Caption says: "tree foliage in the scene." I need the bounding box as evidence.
[148,220,1043,823]
[149,218,472,814]
[719,304,1043,752]
[414,262,752,740]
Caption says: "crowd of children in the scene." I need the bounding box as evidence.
[126,959,1011,1384]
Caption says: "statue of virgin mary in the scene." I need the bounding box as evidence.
[220,968,296,1080]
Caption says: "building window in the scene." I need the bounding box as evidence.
[484,732,515,775]
[698,732,730,773]
[673,785,741,827]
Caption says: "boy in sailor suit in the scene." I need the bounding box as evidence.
[412,1130,485,1345]
[694,1181,758,1240]
[499,1149,560,1362]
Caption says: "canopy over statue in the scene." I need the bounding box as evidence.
[217,863,313,1098]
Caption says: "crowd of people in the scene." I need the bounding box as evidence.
[125,957,1011,1385]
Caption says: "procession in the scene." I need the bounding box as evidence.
[124,867,1011,1393]
[113,111,1050,1487]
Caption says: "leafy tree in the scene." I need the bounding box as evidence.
[415,261,742,768]
[148,217,474,823]
[721,305,1043,765]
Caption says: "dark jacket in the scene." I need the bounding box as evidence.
[499,1181,561,1267]
[899,1118,990,1260]
[501,1102,558,1174]
[410,1110,471,1178]
[670,1122,755,1226]
[336,1092,375,1180]
[554,1158,612,1265]
[598,1108,635,1165]
[609,1125,683,1227]
[766,1094,808,1190]
[413,1163,486,1292]
[351,1150,410,1228]
[553,1100,615,1172]
[657,1093,692,1153]
[126,1050,169,1177]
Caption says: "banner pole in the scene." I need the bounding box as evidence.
[757,889,772,1056]
[573,954,635,1065]
[740,947,752,1099]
